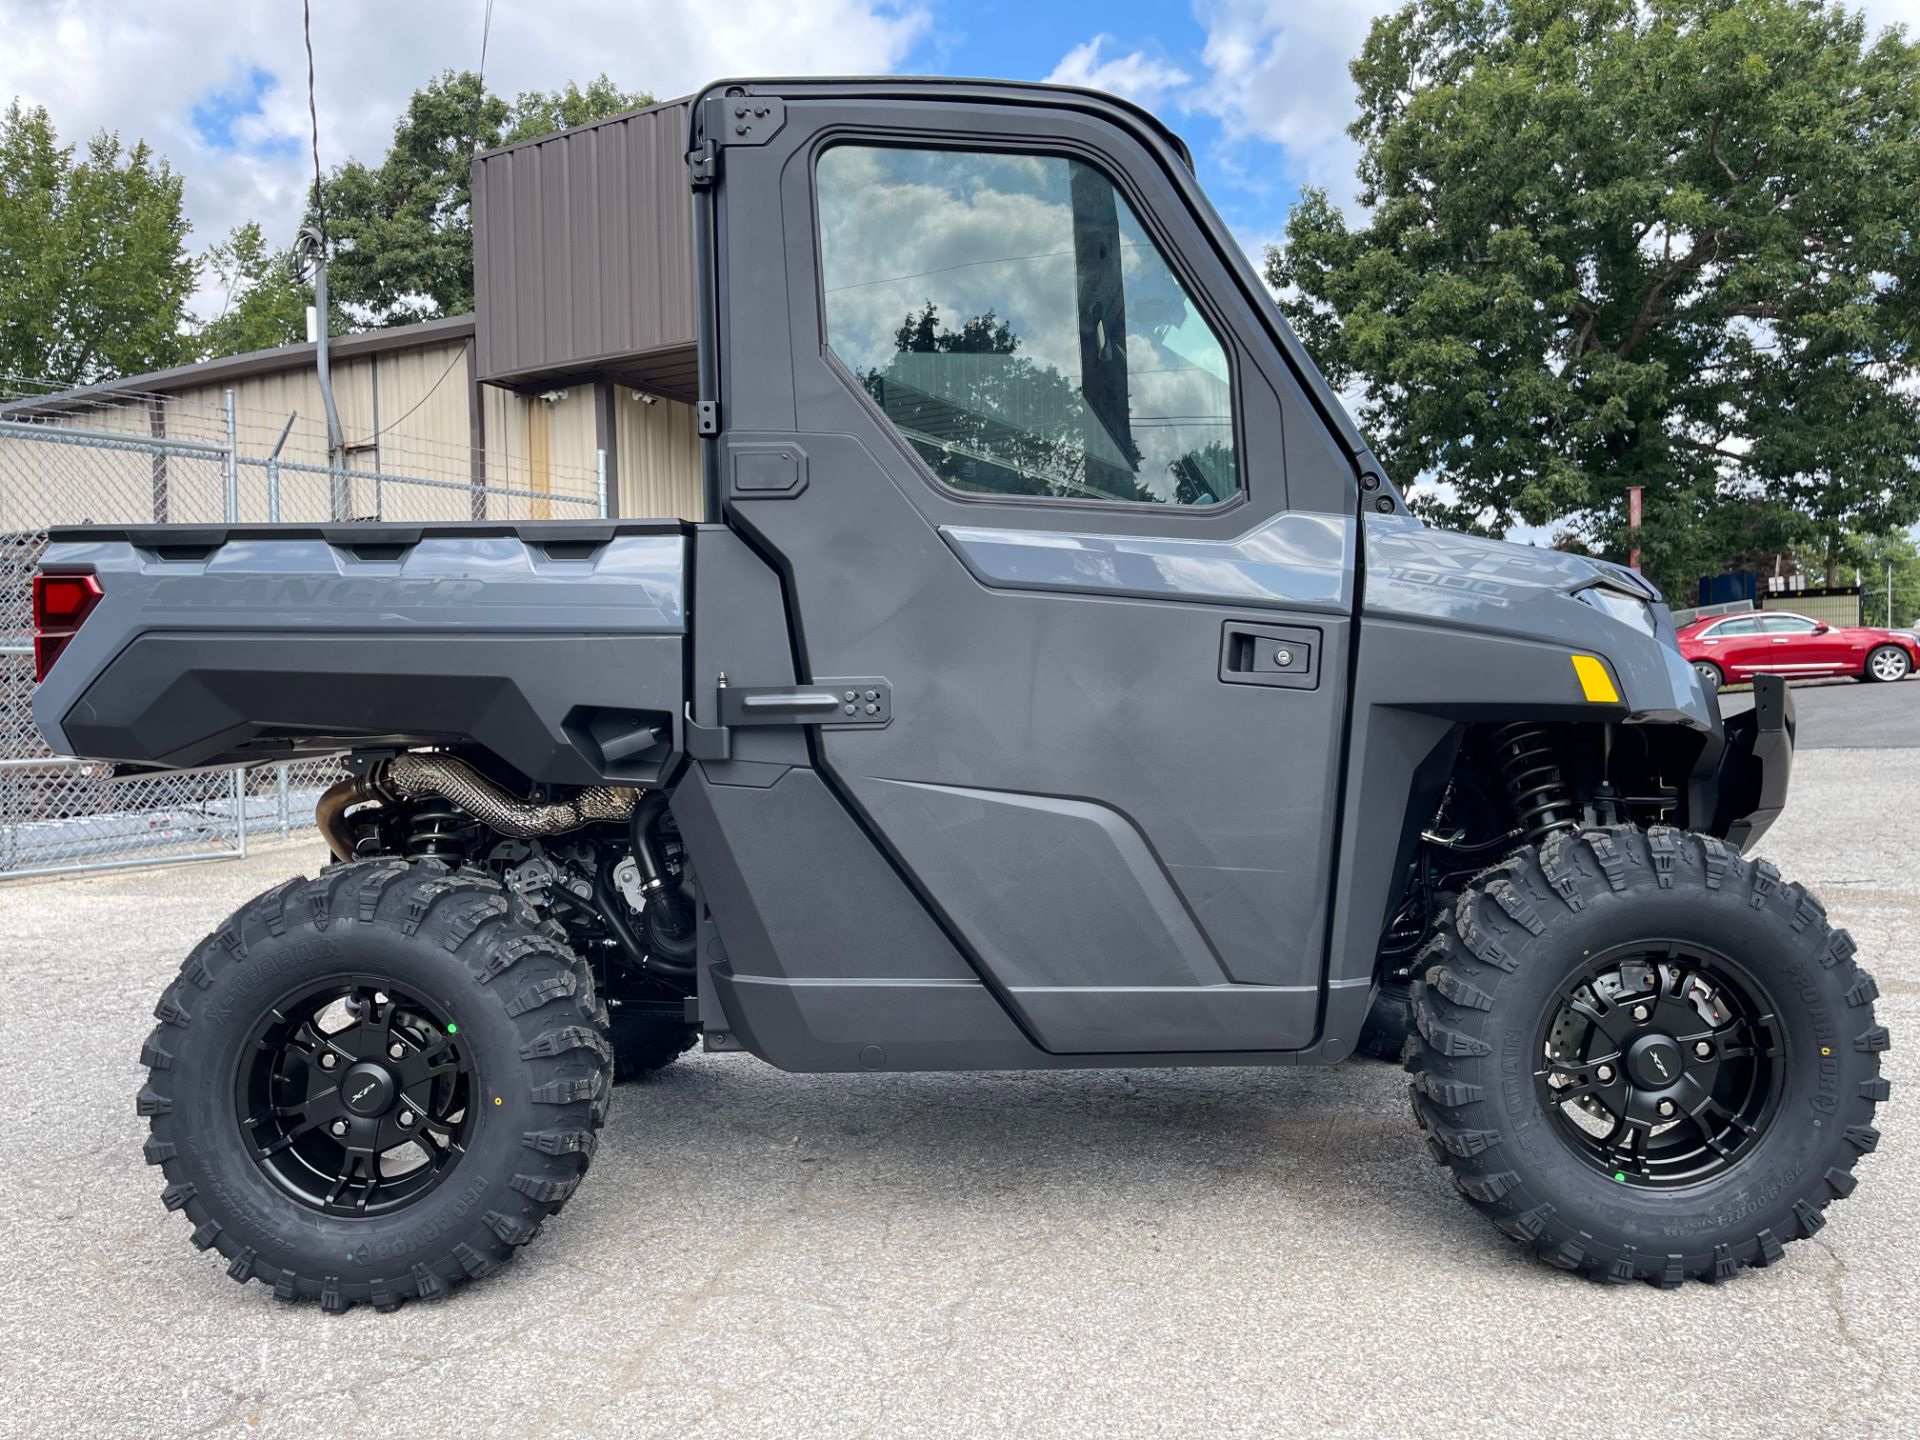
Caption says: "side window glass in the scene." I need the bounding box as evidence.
[1760,615,1815,634]
[816,144,1237,506]
[1713,618,1760,636]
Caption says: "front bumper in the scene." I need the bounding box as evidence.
[1691,673,1795,852]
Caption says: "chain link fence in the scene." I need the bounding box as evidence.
[1,374,605,880]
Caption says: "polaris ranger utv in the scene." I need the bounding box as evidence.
[33,78,1885,1308]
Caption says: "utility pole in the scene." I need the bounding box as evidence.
[1627,486,1643,571]
[292,225,348,519]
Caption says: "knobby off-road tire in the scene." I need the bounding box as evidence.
[138,859,611,1312]
[1406,824,1887,1285]
[1357,980,1414,1061]
[611,1005,697,1082]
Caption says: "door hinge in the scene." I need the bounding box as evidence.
[714,96,786,147]
[687,139,719,189]
[695,400,720,436]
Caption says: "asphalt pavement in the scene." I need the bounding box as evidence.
[1,740,1914,1438]
[1716,673,1919,749]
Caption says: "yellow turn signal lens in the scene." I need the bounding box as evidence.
[1571,654,1621,704]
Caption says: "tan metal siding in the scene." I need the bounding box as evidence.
[362,343,478,520]
[482,386,599,518]
[0,400,163,530]
[166,346,474,523]
[2,325,706,531]
[615,393,703,519]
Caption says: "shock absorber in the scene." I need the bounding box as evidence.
[404,801,471,861]
[1490,723,1576,845]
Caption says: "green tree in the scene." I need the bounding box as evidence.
[0,100,196,385]
[197,221,309,359]
[1795,528,1920,628]
[503,76,651,144]
[1269,0,1920,597]
[317,71,651,326]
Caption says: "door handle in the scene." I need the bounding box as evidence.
[716,677,892,727]
[1219,622,1320,690]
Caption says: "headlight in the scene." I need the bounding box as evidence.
[1576,584,1657,637]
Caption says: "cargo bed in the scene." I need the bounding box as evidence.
[32,521,689,786]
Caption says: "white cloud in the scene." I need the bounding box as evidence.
[1046,34,1192,109]
[1191,1,1391,209]
[0,0,931,313]
[1864,0,1920,34]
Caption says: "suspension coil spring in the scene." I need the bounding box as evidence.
[404,802,470,861]
[1490,723,1575,845]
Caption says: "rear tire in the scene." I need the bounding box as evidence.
[138,860,611,1312]
[1691,659,1724,690]
[1865,644,1910,683]
[1405,825,1887,1285]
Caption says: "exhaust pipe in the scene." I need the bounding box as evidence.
[315,753,639,861]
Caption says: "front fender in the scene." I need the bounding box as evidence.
[1693,674,1794,852]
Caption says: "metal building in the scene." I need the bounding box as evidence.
[472,98,698,401]
[4,96,708,528]
[0,98,709,878]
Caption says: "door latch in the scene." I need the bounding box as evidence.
[1220,622,1320,690]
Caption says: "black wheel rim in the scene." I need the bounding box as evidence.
[236,978,473,1216]
[1535,942,1784,1189]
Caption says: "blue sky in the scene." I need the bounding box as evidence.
[915,2,1315,255]
[189,66,300,158]
[1,0,1394,302]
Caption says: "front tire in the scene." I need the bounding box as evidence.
[1865,644,1910,683]
[1405,826,1887,1285]
[1356,979,1413,1060]
[138,860,611,1312]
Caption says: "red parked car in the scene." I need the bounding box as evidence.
[1676,610,1920,688]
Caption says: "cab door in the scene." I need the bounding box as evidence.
[695,85,1367,1054]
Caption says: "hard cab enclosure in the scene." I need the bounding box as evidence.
[35,78,1785,1073]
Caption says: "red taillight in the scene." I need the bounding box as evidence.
[32,571,103,682]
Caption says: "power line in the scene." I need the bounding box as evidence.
[302,0,326,244]
[362,344,467,443]
[462,0,498,170]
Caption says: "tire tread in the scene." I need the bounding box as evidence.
[1404,824,1887,1287]
[137,859,610,1313]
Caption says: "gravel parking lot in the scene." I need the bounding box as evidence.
[2,714,1914,1438]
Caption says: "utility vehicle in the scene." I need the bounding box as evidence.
[32,78,1886,1308]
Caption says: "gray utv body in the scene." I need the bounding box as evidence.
[32,77,1791,1074]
